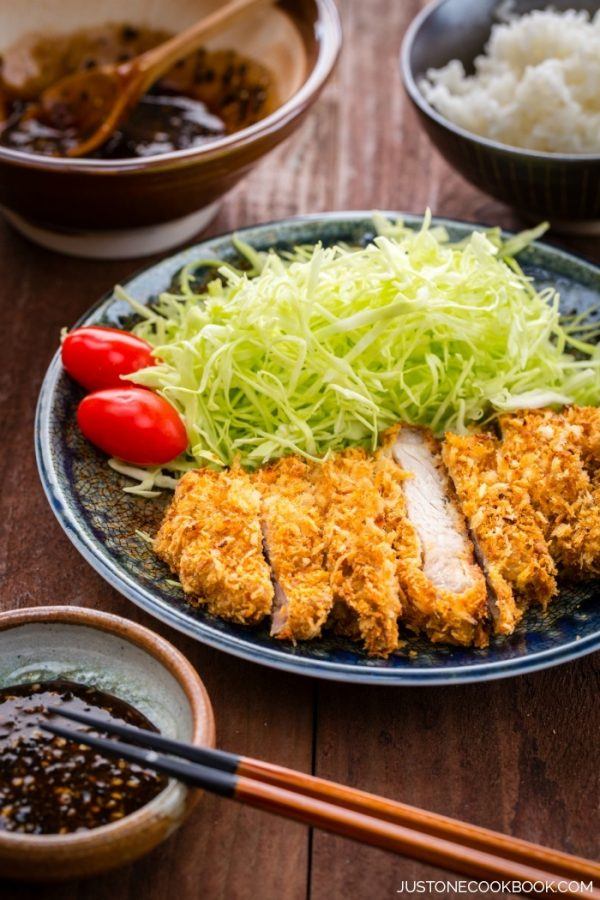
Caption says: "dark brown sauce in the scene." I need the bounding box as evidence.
[0,23,277,158]
[0,679,167,835]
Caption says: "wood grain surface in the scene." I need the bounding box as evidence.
[0,1,598,898]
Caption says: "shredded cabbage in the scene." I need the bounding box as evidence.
[121,214,600,473]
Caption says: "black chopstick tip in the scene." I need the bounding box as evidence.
[41,721,78,740]
[45,705,88,725]
[42,704,241,775]
[40,719,238,798]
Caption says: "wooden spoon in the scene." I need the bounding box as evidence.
[39,0,272,158]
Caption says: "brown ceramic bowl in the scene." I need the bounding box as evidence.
[0,605,215,881]
[0,0,341,258]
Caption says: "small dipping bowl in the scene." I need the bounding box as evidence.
[0,0,341,258]
[401,0,600,234]
[0,605,215,881]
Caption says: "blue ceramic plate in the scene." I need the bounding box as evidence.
[35,213,600,684]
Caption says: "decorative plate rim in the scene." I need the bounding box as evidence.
[35,211,600,685]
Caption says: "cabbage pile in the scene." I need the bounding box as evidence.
[124,215,600,471]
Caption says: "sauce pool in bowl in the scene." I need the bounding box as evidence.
[0,679,167,835]
[0,23,278,158]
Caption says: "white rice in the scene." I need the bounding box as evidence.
[419,8,600,154]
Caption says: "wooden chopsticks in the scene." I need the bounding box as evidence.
[44,708,600,898]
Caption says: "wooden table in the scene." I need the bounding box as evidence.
[1,1,598,897]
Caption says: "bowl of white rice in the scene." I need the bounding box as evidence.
[401,0,600,232]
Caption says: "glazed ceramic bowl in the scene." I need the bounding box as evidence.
[401,0,600,234]
[0,0,341,258]
[0,605,215,881]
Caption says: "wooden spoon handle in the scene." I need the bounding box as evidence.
[136,0,273,89]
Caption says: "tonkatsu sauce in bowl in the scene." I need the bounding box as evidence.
[0,606,215,881]
[0,25,279,159]
[0,0,341,258]
[0,680,167,835]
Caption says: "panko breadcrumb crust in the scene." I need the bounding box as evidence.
[442,432,557,636]
[500,410,600,576]
[316,448,401,657]
[154,468,273,624]
[566,405,600,478]
[255,456,333,642]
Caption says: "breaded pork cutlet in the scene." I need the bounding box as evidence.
[154,468,273,623]
[442,432,557,635]
[379,426,489,647]
[255,456,333,642]
[500,410,600,576]
[316,448,401,657]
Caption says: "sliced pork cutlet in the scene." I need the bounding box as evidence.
[154,468,274,624]
[316,447,401,657]
[442,432,557,635]
[500,409,600,576]
[255,456,333,642]
[380,426,489,647]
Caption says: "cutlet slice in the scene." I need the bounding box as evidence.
[316,448,401,657]
[442,432,557,634]
[500,410,600,575]
[255,456,333,642]
[154,468,273,624]
[380,426,489,647]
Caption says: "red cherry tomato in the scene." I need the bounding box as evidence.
[61,326,155,392]
[77,388,188,465]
